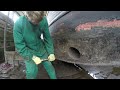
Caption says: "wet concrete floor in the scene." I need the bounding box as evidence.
[80,65,120,79]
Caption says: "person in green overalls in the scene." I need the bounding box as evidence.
[13,11,57,79]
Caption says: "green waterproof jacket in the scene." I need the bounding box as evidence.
[13,16,54,60]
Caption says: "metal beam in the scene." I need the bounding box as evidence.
[4,11,10,63]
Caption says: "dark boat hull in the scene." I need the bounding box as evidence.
[48,11,120,66]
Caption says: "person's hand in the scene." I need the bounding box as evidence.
[48,54,55,61]
[32,55,42,65]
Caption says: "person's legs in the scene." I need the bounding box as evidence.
[40,52,57,79]
[24,60,38,79]
[42,61,57,79]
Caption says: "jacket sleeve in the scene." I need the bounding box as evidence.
[13,18,34,60]
[43,17,54,55]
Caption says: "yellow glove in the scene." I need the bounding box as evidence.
[48,54,55,61]
[32,55,42,65]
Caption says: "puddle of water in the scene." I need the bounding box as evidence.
[88,72,98,79]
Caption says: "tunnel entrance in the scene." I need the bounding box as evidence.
[68,47,81,59]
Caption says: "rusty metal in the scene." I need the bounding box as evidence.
[75,19,120,31]
[48,11,120,66]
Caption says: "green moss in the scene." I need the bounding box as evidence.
[111,67,120,76]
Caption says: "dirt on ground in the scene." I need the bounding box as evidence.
[0,60,93,79]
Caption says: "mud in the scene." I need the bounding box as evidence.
[37,60,93,79]
[0,60,93,79]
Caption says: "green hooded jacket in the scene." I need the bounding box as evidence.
[13,16,54,60]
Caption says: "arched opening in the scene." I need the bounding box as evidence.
[68,47,81,59]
